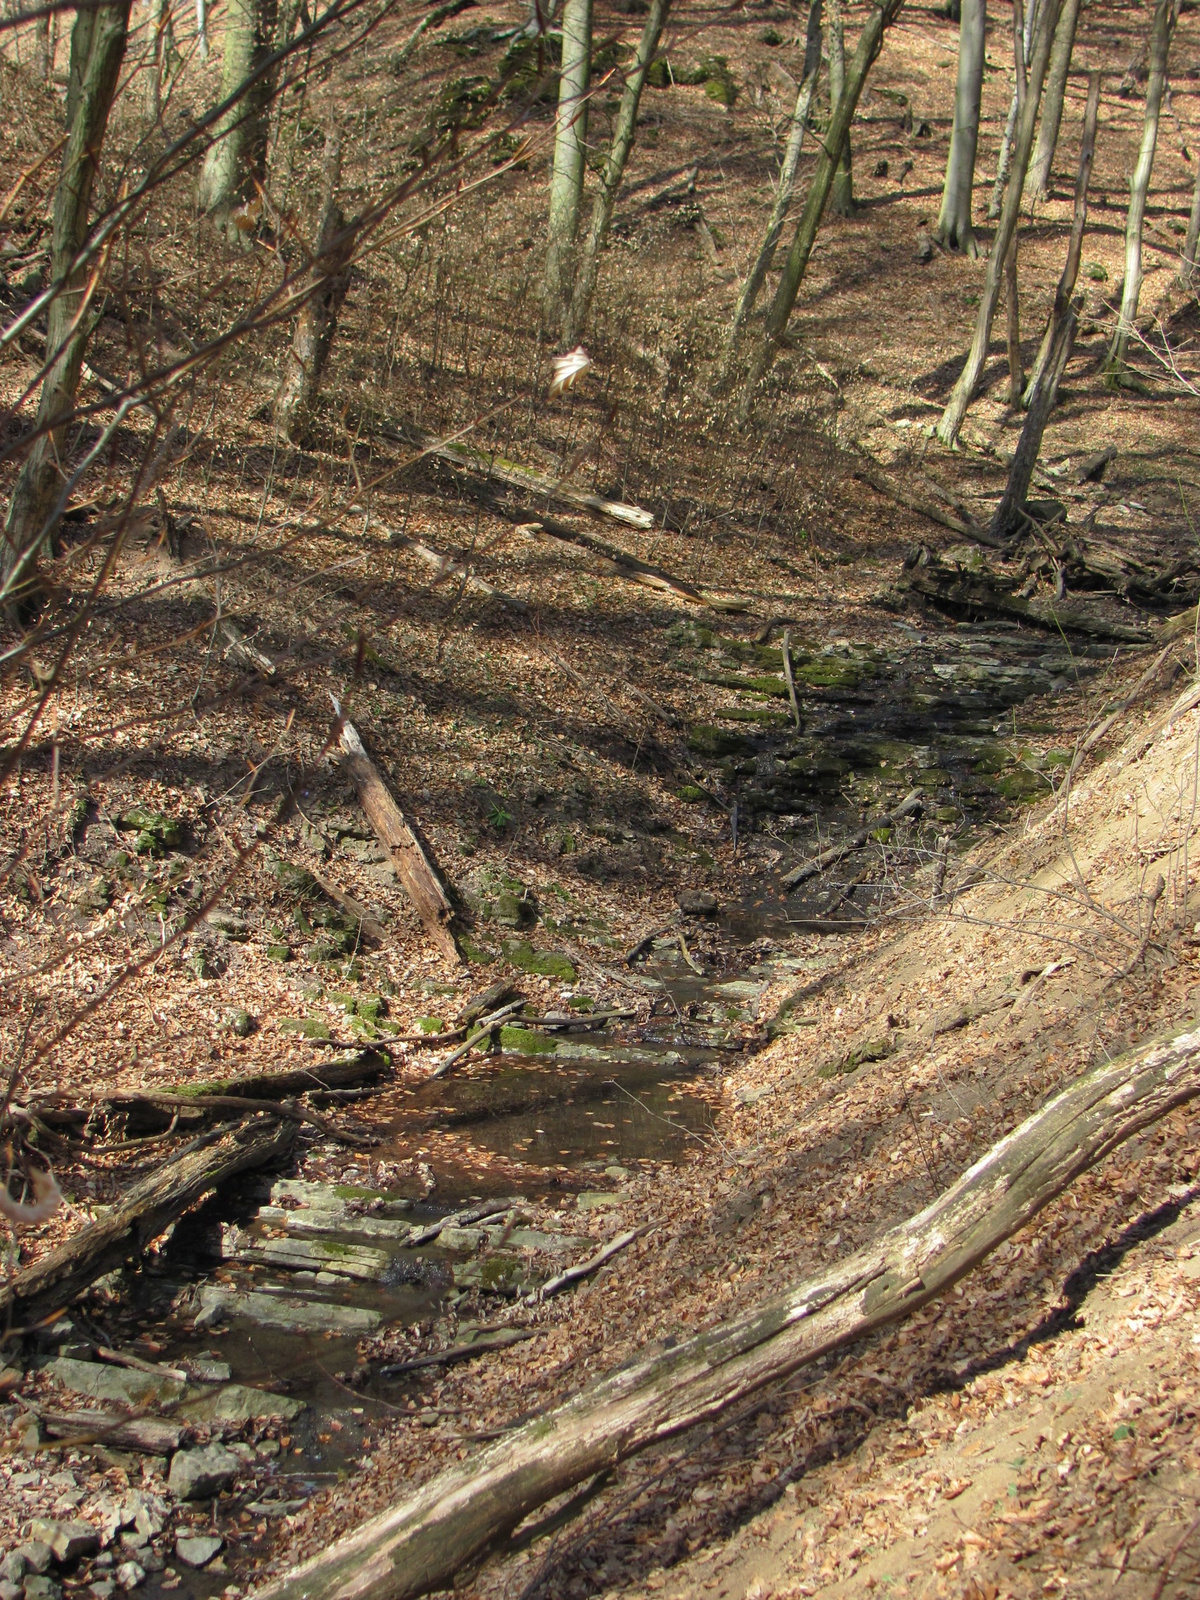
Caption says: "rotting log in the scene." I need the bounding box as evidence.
[259,1021,1200,1600]
[332,707,462,965]
[101,1051,390,1131]
[0,1118,295,1328]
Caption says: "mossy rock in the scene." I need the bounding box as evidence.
[688,725,753,758]
[784,756,848,790]
[357,996,387,1023]
[499,1025,558,1055]
[266,944,292,962]
[452,1252,531,1294]
[795,657,864,690]
[972,746,1011,775]
[459,935,496,965]
[716,706,787,724]
[463,866,538,928]
[416,1016,445,1034]
[676,785,708,804]
[121,807,183,855]
[995,769,1050,803]
[502,940,577,982]
[645,55,673,87]
[266,852,321,897]
[228,1008,256,1037]
[704,72,738,106]
[278,1018,332,1039]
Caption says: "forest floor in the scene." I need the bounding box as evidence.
[3,0,1200,1595]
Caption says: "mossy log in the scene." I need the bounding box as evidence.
[258,1021,1200,1600]
[900,550,1151,642]
[0,1118,295,1327]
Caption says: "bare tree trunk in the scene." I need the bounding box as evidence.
[566,0,671,342]
[1024,68,1099,401]
[34,4,52,80]
[1026,0,1081,200]
[1105,0,1174,381]
[147,0,182,121]
[722,60,820,370]
[2,0,130,613]
[198,0,279,232]
[935,0,986,254]
[990,296,1079,541]
[1182,158,1200,288]
[803,0,823,78]
[257,1018,1200,1600]
[273,127,351,442]
[987,0,1036,219]
[543,0,593,338]
[196,0,209,59]
[1004,237,1022,404]
[741,0,906,406]
[827,0,854,216]
[937,0,1062,446]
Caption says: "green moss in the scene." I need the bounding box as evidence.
[121,806,183,852]
[688,725,753,758]
[333,1184,381,1200]
[266,944,292,962]
[502,941,577,982]
[266,853,321,896]
[459,935,496,965]
[676,785,708,803]
[995,769,1050,802]
[278,1017,332,1039]
[499,1025,557,1054]
[416,1016,446,1034]
[795,657,864,690]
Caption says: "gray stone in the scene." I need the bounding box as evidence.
[183,1359,231,1383]
[23,1578,61,1600]
[194,1285,380,1337]
[575,1192,621,1211]
[678,889,719,915]
[48,1358,185,1409]
[713,980,767,1001]
[90,1584,115,1600]
[0,1581,21,1600]
[485,1227,589,1255]
[113,1563,144,1592]
[0,1559,26,1584]
[227,1008,255,1037]
[174,1536,223,1570]
[220,1227,388,1280]
[437,1225,487,1252]
[205,909,249,940]
[179,1382,304,1424]
[166,1443,240,1500]
[15,1551,51,1579]
[451,1253,532,1294]
[254,1205,412,1243]
[28,1521,98,1564]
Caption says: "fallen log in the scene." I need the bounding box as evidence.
[900,549,1152,642]
[781,790,922,891]
[40,1410,185,1454]
[854,464,1005,550]
[532,1224,652,1303]
[0,1118,295,1328]
[259,1019,1200,1600]
[391,533,528,614]
[107,1092,375,1148]
[384,424,655,531]
[379,1328,535,1378]
[428,1000,527,1079]
[165,1050,390,1104]
[332,705,462,965]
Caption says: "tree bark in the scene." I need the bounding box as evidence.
[1005,237,1022,404]
[0,1118,295,1328]
[1025,0,1081,200]
[1182,158,1200,288]
[543,0,593,337]
[987,0,1036,220]
[1105,0,1174,380]
[827,0,855,216]
[935,0,986,254]
[197,0,279,230]
[742,0,906,405]
[258,1018,1200,1600]
[147,0,183,122]
[333,711,463,965]
[566,0,671,342]
[937,0,1062,445]
[990,296,1079,542]
[1023,68,1099,402]
[1,0,130,614]
[274,127,351,442]
[723,61,820,369]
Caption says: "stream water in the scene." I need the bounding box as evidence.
[22,613,1124,1592]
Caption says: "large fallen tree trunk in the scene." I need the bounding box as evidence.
[258,1020,1200,1600]
[1,1117,295,1327]
[332,707,462,965]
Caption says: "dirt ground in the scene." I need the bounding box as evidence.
[3,0,1200,1593]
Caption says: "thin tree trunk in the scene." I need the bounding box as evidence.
[1005,237,1022,404]
[987,0,1036,219]
[543,0,593,337]
[566,0,671,343]
[990,295,1079,542]
[196,0,209,59]
[1182,157,1200,287]
[827,0,854,215]
[147,0,182,122]
[273,126,351,442]
[1024,67,1099,401]
[1,0,130,614]
[935,0,986,254]
[34,6,52,80]
[1105,0,1174,381]
[64,4,97,126]
[937,0,1062,446]
[197,0,279,230]
[1026,0,1081,200]
[258,1018,1200,1600]
[804,0,823,78]
[722,60,820,371]
[742,0,906,406]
